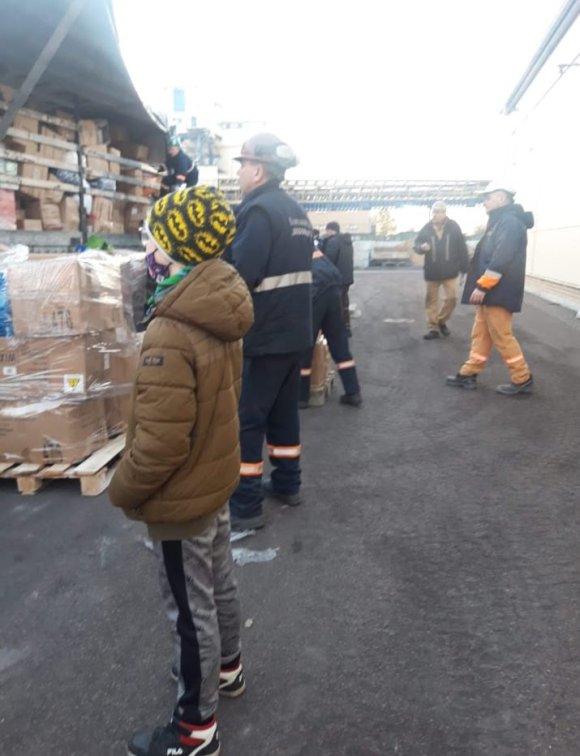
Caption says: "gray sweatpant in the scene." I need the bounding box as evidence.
[155,506,241,723]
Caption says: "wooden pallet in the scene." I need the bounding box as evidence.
[0,435,126,496]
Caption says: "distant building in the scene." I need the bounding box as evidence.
[504,1,580,300]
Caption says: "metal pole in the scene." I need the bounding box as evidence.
[0,0,88,141]
[74,97,88,244]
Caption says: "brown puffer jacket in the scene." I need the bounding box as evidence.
[108,258,254,540]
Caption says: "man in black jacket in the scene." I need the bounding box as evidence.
[320,221,354,335]
[446,182,534,396]
[299,249,362,408]
[160,136,199,196]
[414,201,469,339]
[226,133,313,530]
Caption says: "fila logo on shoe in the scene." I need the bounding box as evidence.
[167,750,184,755]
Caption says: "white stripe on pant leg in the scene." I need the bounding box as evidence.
[267,444,301,458]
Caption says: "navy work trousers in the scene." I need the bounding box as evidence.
[229,353,302,520]
[300,287,360,402]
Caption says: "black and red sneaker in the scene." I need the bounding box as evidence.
[128,717,220,756]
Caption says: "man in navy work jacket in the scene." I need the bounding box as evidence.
[446,181,534,396]
[226,133,313,530]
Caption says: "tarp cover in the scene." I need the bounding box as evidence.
[0,0,166,157]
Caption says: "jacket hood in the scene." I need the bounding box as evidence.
[153,258,253,341]
[490,203,534,230]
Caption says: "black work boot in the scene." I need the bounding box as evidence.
[423,330,440,340]
[446,373,477,390]
[263,478,302,507]
[439,323,450,337]
[496,375,533,396]
[340,392,362,407]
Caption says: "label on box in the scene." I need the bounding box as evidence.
[3,366,17,377]
[63,374,85,393]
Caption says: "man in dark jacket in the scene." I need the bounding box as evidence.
[320,221,354,335]
[226,133,313,530]
[446,182,534,396]
[160,136,199,196]
[414,201,469,339]
[300,249,362,408]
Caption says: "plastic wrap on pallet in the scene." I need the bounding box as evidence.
[0,245,29,337]
[5,249,147,338]
[0,397,107,464]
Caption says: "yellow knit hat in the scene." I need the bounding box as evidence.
[147,185,236,265]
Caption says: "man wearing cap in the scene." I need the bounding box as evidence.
[413,201,469,339]
[161,136,199,196]
[446,182,534,395]
[226,133,313,531]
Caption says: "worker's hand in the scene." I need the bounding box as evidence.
[420,243,430,252]
[469,288,486,304]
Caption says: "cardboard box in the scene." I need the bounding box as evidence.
[91,196,113,233]
[79,119,101,146]
[108,147,121,176]
[52,109,77,143]
[0,188,17,231]
[0,332,116,400]
[119,168,143,197]
[116,142,149,161]
[8,254,125,337]
[12,113,39,136]
[38,125,69,170]
[26,200,63,231]
[0,397,107,464]
[60,196,80,231]
[19,160,49,200]
[105,393,132,437]
[18,219,43,231]
[124,203,144,234]
[44,174,65,204]
[87,143,109,176]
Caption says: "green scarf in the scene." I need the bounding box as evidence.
[144,267,192,323]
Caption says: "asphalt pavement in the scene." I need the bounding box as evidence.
[1,269,579,756]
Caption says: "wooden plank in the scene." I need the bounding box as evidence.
[6,127,78,151]
[84,147,159,174]
[0,174,150,204]
[0,462,16,475]
[71,435,126,477]
[36,463,74,479]
[6,463,44,477]
[0,174,79,193]
[0,146,79,173]
[0,102,78,131]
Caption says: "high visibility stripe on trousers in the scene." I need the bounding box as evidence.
[336,359,356,370]
[267,444,301,459]
[240,461,264,477]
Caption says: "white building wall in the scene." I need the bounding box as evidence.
[507,18,580,289]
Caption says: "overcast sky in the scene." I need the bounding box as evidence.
[113,0,564,181]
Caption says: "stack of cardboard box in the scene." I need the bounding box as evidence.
[0,251,144,465]
[0,82,161,236]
